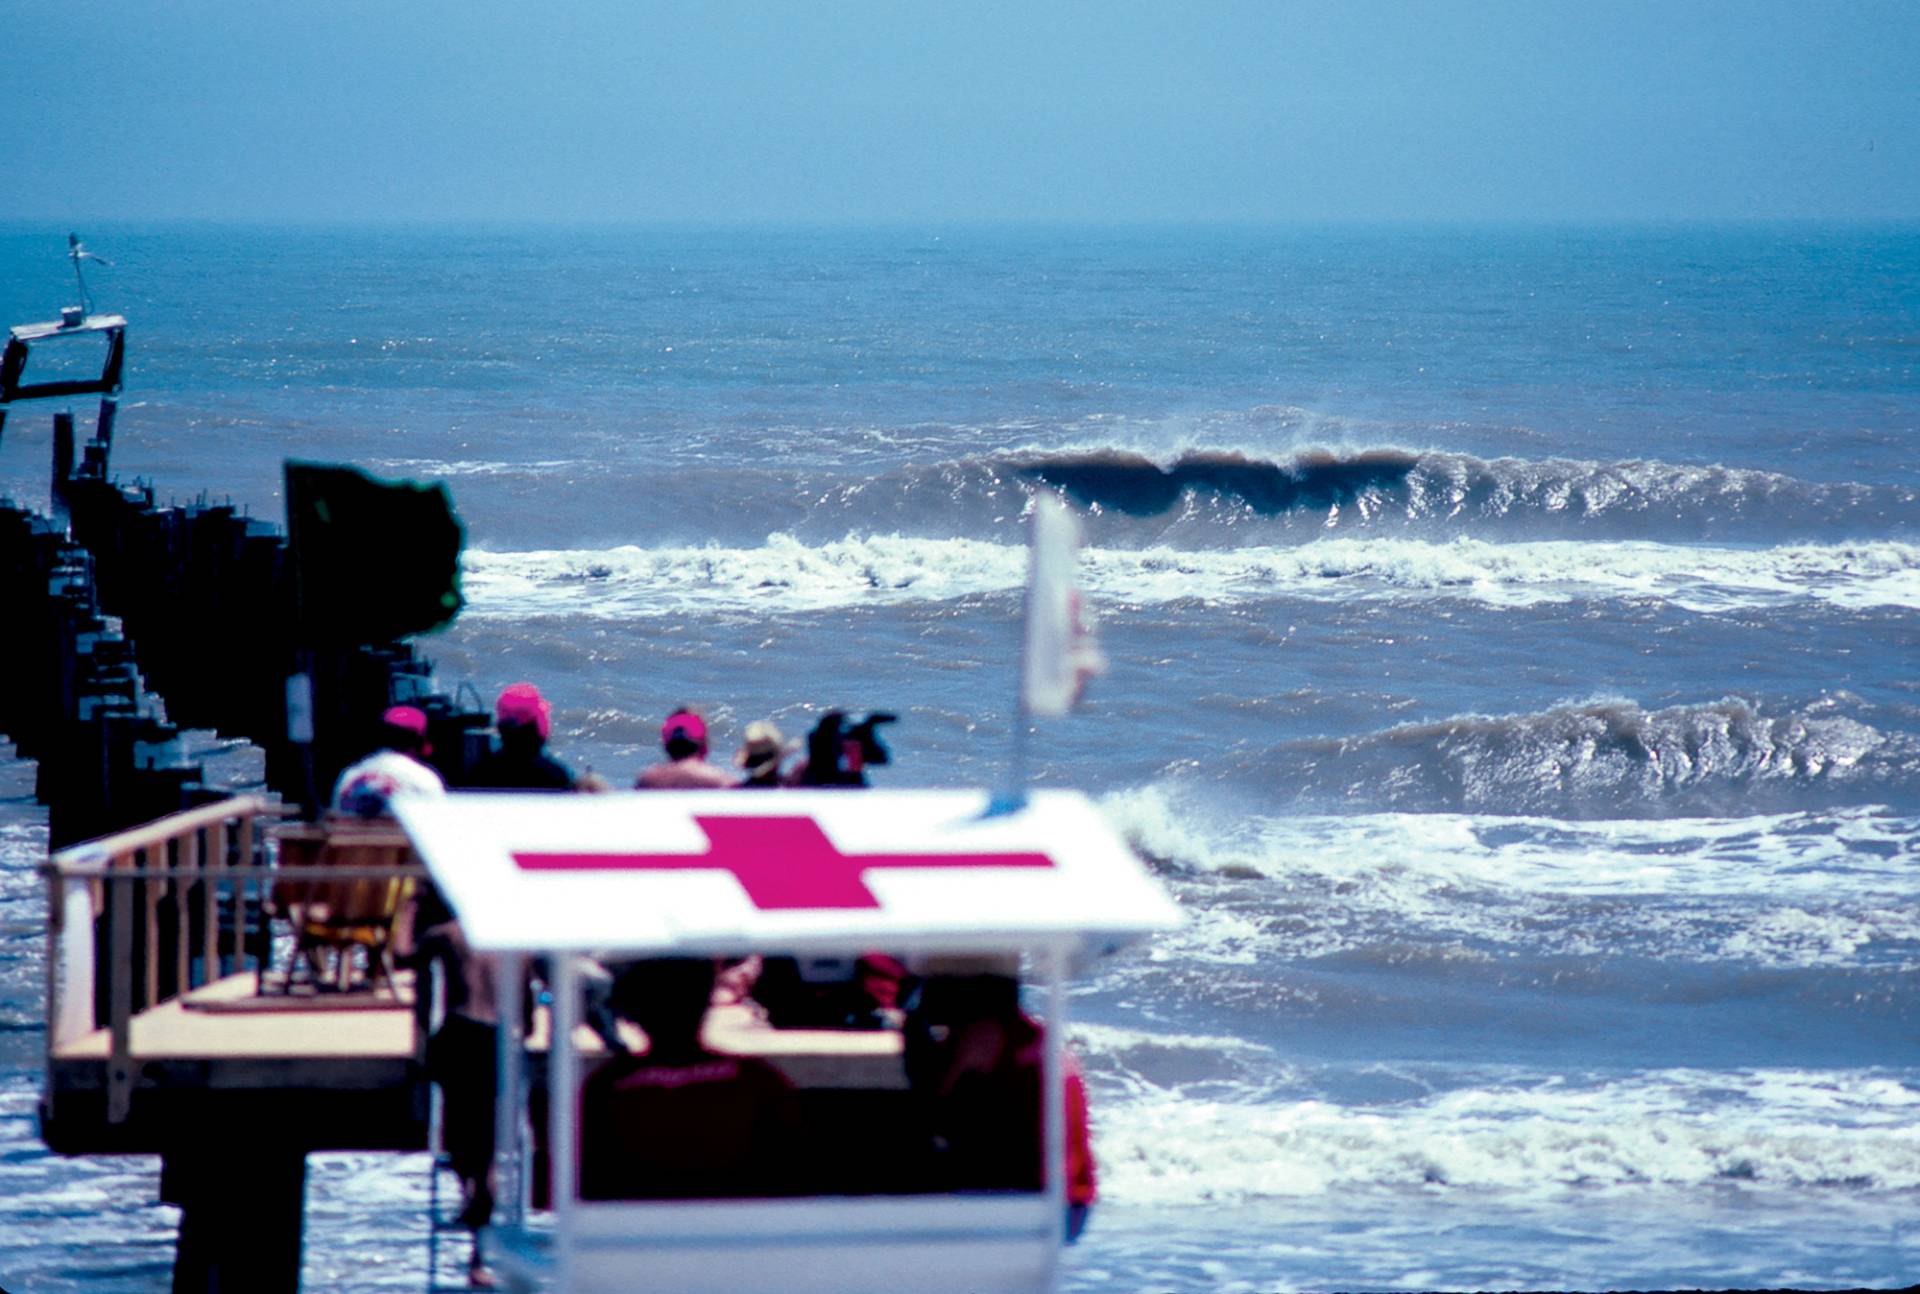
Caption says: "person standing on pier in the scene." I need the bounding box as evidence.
[417,916,507,1288]
[469,683,576,790]
[733,719,794,789]
[332,705,491,1281]
[331,705,445,815]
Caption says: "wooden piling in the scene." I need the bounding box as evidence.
[166,1144,310,1294]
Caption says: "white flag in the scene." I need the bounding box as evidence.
[1022,494,1106,717]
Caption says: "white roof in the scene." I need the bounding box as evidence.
[390,789,1181,955]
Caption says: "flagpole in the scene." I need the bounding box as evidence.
[999,647,1032,814]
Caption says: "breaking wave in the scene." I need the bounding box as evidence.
[813,447,1918,545]
[1266,697,1920,818]
[400,445,1916,551]
[1012,447,1917,539]
[1015,447,1424,517]
[1098,786,1920,968]
[460,536,1920,617]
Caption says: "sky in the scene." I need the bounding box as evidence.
[5,0,1918,224]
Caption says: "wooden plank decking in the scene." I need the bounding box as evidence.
[53,970,419,1061]
[43,969,428,1156]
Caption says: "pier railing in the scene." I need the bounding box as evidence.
[43,796,428,1123]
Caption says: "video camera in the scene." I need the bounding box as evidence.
[802,709,898,786]
[843,711,896,767]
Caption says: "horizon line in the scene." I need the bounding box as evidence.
[3,213,1918,233]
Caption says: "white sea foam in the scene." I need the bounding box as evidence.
[368,457,575,478]
[1072,1021,1280,1060]
[1104,785,1920,898]
[998,406,1350,461]
[1098,784,1920,967]
[460,536,1920,618]
[1096,1067,1920,1205]
[463,534,1023,617]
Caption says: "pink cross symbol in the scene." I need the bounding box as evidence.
[512,814,1055,910]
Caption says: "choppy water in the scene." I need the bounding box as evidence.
[1,221,1917,1291]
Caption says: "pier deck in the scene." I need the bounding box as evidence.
[42,966,429,1156]
[52,969,419,1061]
[39,798,432,1158]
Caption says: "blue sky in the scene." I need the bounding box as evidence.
[7,0,1917,223]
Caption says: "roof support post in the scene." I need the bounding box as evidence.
[549,953,580,1291]
[1040,940,1069,1285]
[494,950,527,1229]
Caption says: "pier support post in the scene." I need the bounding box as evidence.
[164,1145,309,1293]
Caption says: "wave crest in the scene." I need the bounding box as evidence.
[1275,697,1920,817]
[990,447,1914,541]
[1097,1070,1920,1204]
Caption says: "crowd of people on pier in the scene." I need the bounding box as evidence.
[327,685,1093,1289]
[333,686,896,807]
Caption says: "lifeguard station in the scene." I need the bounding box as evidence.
[391,787,1180,1294]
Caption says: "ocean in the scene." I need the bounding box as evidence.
[0,221,1916,1292]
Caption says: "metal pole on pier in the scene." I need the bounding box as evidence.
[67,233,112,318]
[987,550,1037,817]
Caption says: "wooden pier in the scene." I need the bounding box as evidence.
[5,298,483,1290]
[40,797,431,1291]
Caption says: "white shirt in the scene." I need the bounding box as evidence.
[331,749,446,816]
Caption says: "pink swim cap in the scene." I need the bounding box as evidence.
[496,682,552,740]
[662,711,707,748]
[382,705,429,738]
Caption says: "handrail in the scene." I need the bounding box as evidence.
[49,863,430,881]
[48,794,281,870]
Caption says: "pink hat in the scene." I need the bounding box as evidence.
[382,705,429,738]
[662,711,707,748]
[496,682,552,740]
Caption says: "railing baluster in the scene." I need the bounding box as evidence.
[141,844,160,1011]
[207,822,229,983]
[107,862,134,1125]
[201,825,220,984]
[235,814,257,973]
[175,831,196,995]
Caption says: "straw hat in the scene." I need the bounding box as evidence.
[734,720,794,773]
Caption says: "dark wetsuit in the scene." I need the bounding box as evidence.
[468,740,576,790]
